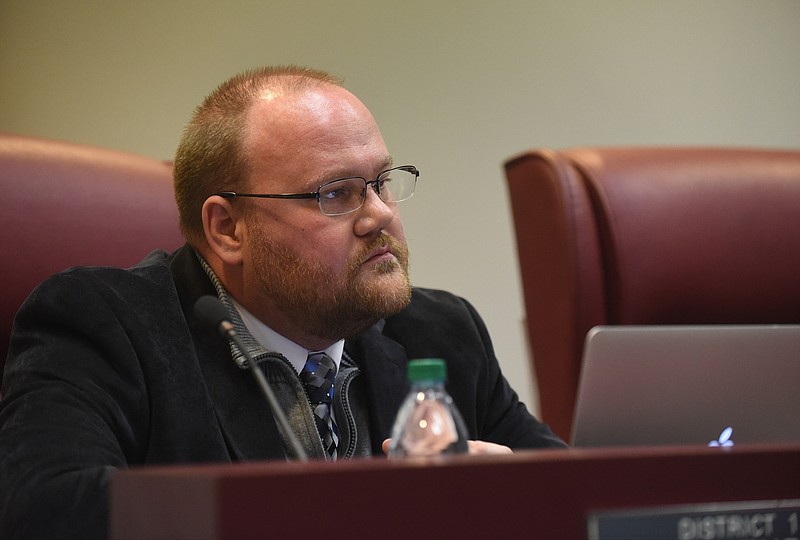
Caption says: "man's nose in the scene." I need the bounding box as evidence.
[354,185,395,234]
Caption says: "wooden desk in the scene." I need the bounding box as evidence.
[111,444,800,539]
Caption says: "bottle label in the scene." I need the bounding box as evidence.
[397,400,461,456]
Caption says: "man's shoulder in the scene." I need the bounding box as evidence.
[405,287,473,316]
[28,248,181,313]
[53,248,174,282]
[383,287,479,335]
[74,248,173,278]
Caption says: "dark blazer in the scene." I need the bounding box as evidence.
[0,246,564,539]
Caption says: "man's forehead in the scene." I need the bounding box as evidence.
[241,84,389,184]
[310,155,395,182]
[245,85,362,144]
[255,87,283,103]
[250,82,355,114]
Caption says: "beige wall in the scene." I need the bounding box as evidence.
[2,0,799,414]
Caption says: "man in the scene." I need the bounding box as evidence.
[0,66,565,539]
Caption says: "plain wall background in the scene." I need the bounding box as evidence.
[2,0,799,415]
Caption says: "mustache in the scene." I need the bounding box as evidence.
[349,233,409,271]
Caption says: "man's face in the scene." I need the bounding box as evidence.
[237,84,412,345]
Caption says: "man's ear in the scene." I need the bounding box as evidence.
[201,196,245,265]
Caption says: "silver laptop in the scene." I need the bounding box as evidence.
[571,325,800,447]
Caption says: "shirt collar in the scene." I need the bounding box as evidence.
[230,298,343,374]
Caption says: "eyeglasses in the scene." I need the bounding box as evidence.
[217,165,419,216]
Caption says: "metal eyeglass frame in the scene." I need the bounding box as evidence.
[215,165,419,216]
[216,165,419,216]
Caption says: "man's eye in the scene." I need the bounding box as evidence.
[321,184,355,200]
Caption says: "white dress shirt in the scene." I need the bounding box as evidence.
[230,299,344,377]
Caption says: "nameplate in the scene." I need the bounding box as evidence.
[588,499,800,540]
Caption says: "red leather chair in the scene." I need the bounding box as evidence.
[0,134,185,375]
[505,147,800,441]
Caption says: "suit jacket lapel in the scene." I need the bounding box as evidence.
[193,333,288,460]
[345,322,409,446]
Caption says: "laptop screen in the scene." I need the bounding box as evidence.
[570,325,800,448]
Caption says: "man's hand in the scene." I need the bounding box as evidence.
[382,438,513,456]
[465,440,513,455]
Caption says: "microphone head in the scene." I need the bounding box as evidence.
[193,295,230,332]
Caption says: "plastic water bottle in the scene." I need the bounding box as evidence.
[387,358,469,458]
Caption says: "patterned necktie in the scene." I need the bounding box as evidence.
[300,352,339,459]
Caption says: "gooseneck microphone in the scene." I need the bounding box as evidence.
[193,295,308,462]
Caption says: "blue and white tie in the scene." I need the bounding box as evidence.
[300,352,339,459]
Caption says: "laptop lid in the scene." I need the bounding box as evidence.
[570,325,800,448]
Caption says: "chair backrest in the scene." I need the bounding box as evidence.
[505,147,800,441]
[0,133,185,374]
